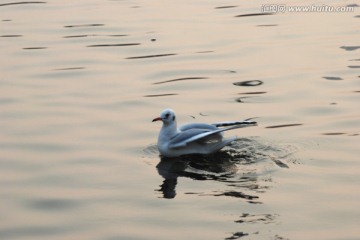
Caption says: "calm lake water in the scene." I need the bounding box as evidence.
[1,1,359,239]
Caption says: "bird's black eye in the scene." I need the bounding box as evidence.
[164,113,170,118]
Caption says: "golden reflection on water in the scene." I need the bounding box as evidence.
[0,1,359,239]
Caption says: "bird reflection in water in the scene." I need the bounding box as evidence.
[155,147,262,200]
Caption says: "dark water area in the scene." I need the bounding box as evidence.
[0,1,359,239]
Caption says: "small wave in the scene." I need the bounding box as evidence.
[265,123,303,129]
[233,80,263,87]
[64,23,104,28]
[53,67,85,71]
[153,77,208,85]
[215,6,238,9]
[22,47,47,50]
[143,93,178,97]
[126,53,177,59]
[235,13,274,18]
[238,91,267,95]
[257,24,278,27]
[87,43,140,47]
[340,46,360,51]
[0,34,22,37]
[0,2,46,7]
[323,76,343,80]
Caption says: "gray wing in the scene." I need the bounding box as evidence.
[168,129,211,149]
[168,125,244,149]
[179,123,218,131]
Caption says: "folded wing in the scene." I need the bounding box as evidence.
[168,124,249,149]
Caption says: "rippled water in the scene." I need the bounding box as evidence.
[1,1,359,240]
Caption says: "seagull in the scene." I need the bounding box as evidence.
[152,109,257,157]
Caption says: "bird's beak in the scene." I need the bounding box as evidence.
[152,117,162,122]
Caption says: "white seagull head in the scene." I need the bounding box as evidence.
[152,108,176,125]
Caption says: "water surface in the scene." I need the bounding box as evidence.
[1,1,359,239]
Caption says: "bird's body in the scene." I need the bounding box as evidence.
[152,109,257,157]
